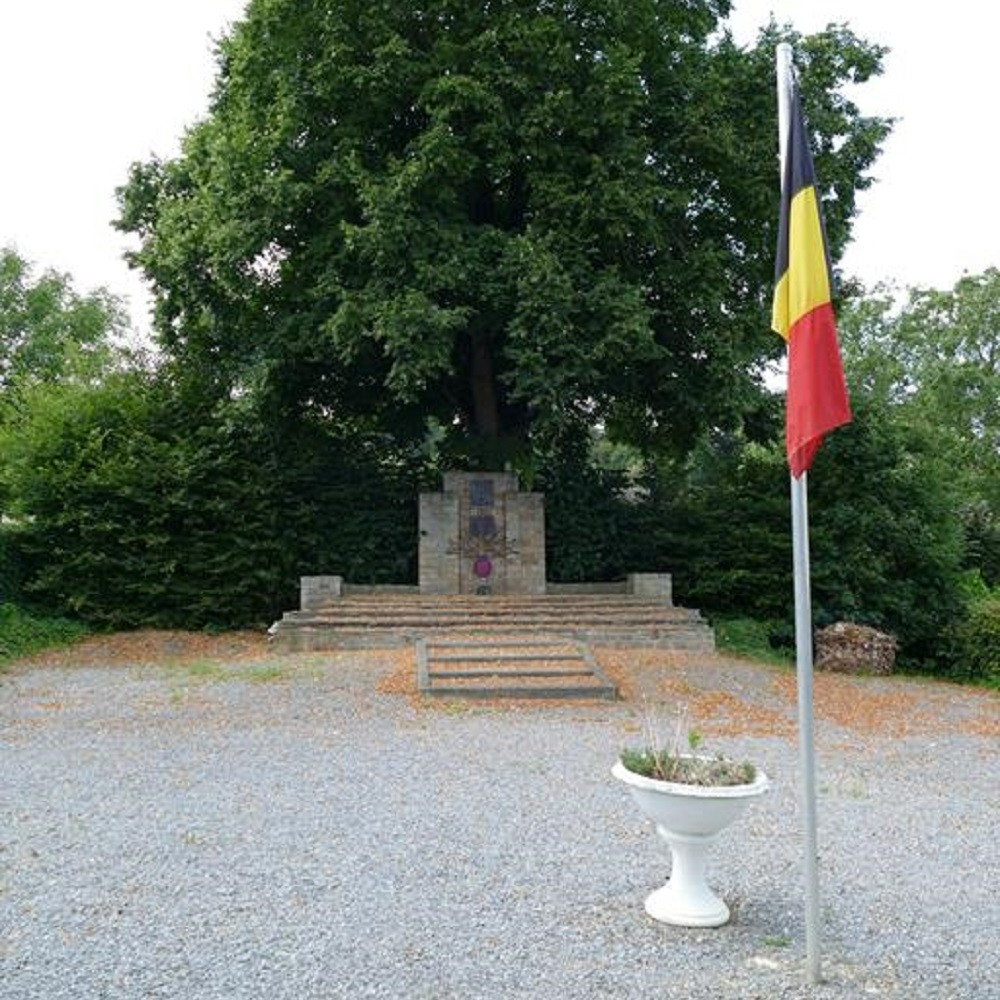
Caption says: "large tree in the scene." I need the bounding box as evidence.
[118,1,889,465]
[0,248,126,419]
[839,271,1000,505]
[0,248,131,603]
[838,271,1000,585]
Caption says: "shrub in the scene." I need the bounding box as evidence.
[2,373,427,630]
[0,603,89,665]
[539,449,648,583]
[953,596,1000,687]
[713,617,792,666]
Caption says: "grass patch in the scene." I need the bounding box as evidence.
[714,617,792,667]
[182,659,228,680]
[762,934,791,948]
[168,660,290,685]
[245,665,289,684]
[0,603,89,667]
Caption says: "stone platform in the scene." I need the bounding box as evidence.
[269,593,715,653]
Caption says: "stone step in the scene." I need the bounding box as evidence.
[270,594,715,653]
[304,596,685,606]
[313,594,675,608]
[415,637,619,701]
[286,613,701,630]
[318,592,666,601]
[273,622,714,652]
[287,597,700,623]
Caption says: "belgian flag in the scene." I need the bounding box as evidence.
[771,76,851,478]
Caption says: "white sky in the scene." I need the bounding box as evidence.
[728,0,1000,294]
[1,0,998,337]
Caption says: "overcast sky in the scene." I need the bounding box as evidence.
[2,0,998,336]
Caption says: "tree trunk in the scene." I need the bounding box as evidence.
[470,332,500,438]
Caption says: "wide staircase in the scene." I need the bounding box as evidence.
[270,593,715,654]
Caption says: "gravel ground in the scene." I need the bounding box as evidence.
[1,643,997,999]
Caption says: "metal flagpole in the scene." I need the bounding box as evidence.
[776,41,823,986]
[791,470,822,984]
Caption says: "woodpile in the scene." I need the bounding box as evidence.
[814,621,897,675]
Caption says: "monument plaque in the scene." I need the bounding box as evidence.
[469,478,494,508]
[418,471,545,595]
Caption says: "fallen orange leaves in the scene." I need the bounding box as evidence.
[9,631,996,741]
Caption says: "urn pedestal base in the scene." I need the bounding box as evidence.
[644,827,731,927]
[612,759,770,928]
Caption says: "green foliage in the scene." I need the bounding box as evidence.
[0,603,89,665]
[0,524,24,604]
[540,449,648,582]
[3,372,184,626]
[649,438,793,622]
[806,398,967,670]
[516,389,972,675]
[713,617,792,665]
[838,272,1000,587]
[117,1,889,461]
[951,596,1000,687]
[0,247,126,419]
[1,370,426,629]
[960,503,1000,589]
[762,935,792,949]
[637,398,969,672]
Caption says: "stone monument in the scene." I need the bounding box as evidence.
[418,471,545,595]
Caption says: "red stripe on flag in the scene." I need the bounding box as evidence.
[786,302,852,478]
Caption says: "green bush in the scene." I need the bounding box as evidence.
[541,454,648,583]
[953,596,1000,687]
[0,527,24,605]
[643,400,970,674]
[961,501,1000,588]
[713,617,792,666]
[2,373,426,630]
[0,603,89,664]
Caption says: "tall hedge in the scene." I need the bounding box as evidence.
[642,400,969,671]
[0,367,977,674]
[2,374,425,629]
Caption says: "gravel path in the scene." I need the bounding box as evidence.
[1,644,998,999]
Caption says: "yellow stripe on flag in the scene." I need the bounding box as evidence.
[771,186,832,341]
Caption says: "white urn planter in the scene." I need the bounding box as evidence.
[613,758,770,927]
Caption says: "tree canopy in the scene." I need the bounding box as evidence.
[0,247,126,420]
[838,271,1000,588]
[840,270,1000,507]
[117,0,890,467]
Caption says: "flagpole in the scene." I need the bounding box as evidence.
[776,41,823,986]
[791,470,821,984]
